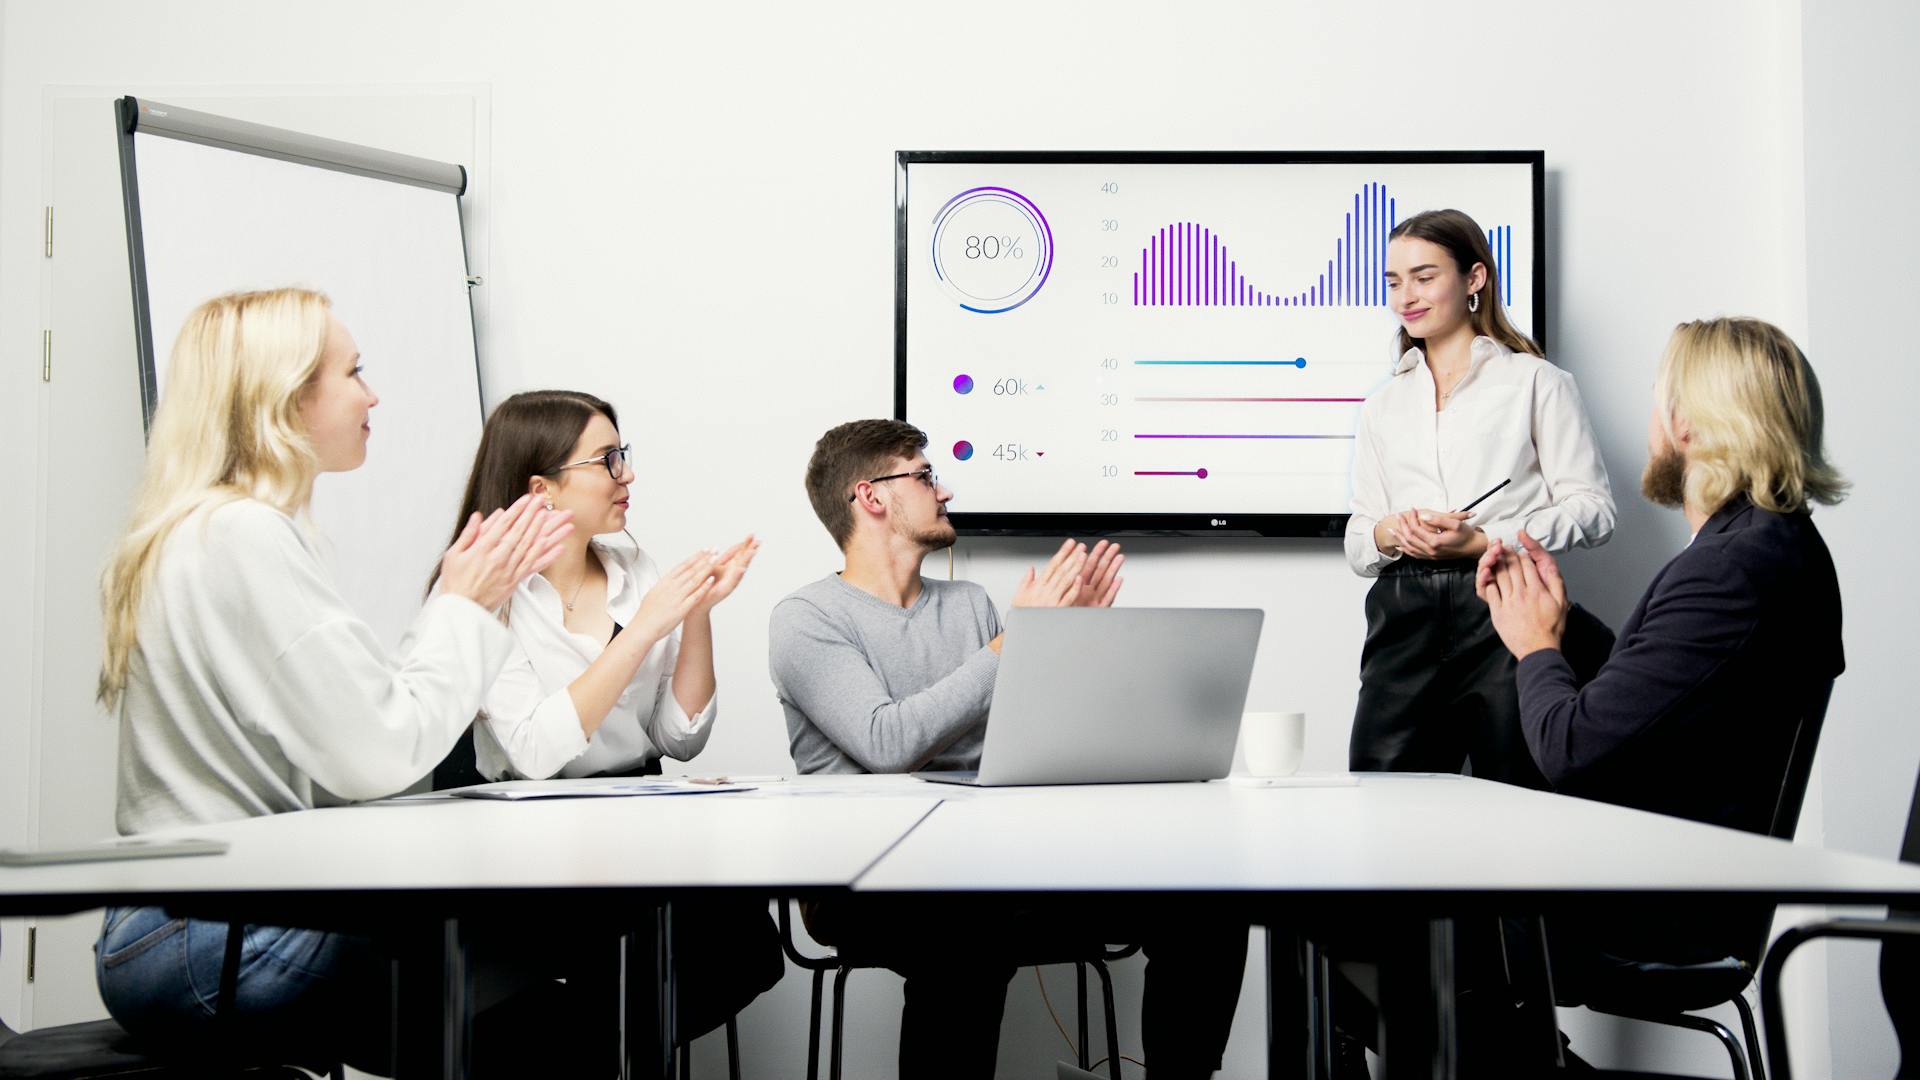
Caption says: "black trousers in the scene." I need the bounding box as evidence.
[1348,558,1548,789]
[469,900,784,1076]
[804,896,1248,1079]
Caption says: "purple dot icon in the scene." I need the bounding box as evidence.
[952,440,974,461]
[953,374,974,394]
[1196,468,1209,479]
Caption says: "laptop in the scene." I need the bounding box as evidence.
[912,607,1264,787]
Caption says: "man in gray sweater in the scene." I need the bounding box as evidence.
[770,419,1245,1079]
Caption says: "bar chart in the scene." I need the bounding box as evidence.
[1130,182,1516,309]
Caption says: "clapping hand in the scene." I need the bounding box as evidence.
[1475,529,1569,659]
[438,494,574,611]
[631,550,719,642]
[693,534,760,613]
[1011,539,1089,608]
[1073,539,1124,607]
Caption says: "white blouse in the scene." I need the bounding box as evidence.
[1344,336,1616,577]
[117,499,515,834]
[476,540,718,780]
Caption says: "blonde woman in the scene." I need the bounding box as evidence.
[1344,208,1615,787]
[93,288,571,1068]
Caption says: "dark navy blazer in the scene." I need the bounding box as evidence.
[1517,496,1844,836]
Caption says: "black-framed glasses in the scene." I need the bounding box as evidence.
[849,466,938,502]
[549,444,631,480]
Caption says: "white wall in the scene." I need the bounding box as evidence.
[4,0,1895,1075]
[1801,0,1920,1077]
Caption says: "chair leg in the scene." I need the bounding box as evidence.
[1092,959,1122,1080]
[678,1038,691,1080]
[1076,961,1091,1069]
[1663,1012,1752,1080]
[1733,993,1767,1080]
[829,967,851,1080]
[1305,938,1333,1080]
[218,922,246,1023]
[807,968,824,1080]
[726,1015,741,1080]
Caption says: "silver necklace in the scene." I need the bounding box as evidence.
[554,566,590,612]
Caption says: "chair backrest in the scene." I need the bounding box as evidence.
[1884,764,1920,1073]
[1767,681,1834,841]
[1901,762,1920,867]
[431,723,487,790]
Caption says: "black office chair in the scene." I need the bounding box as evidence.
[0,924,341,1079]
[1554,683,1835,1080]
[776,899,1137,1080]
[430,725,739,1079]
[1758,762,1920,1080]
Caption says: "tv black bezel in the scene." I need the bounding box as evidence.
[894,149,1547,538]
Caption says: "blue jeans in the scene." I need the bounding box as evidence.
[94,906,391,1068]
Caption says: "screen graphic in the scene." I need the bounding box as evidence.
[898,154,1542,536]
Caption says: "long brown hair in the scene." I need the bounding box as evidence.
[427,389,620,597]
[1389,209,1539,359]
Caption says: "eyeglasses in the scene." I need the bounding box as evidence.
[849,466,939,502]
[549,444,631,480]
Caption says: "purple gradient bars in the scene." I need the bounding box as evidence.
[1126,181,1511,311]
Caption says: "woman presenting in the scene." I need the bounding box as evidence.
[1344,209,1614,786]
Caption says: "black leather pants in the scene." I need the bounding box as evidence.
[1348,557,1549,789]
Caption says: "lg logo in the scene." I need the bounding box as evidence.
[1210,518,1228,527]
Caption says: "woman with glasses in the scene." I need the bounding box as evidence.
[432,389,781,1053]
[433,389,755,782]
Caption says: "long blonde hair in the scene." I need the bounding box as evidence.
[1657,317,1847,516]
[98,287,333,706]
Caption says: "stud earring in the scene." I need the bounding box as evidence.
[1468,293,1480,313]
[544,500,555,511]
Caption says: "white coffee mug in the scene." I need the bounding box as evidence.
[1241,711,1306,777]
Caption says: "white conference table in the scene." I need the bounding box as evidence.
[862,774,1920,900]
[0,779,943,1080]
[861,774,1920,1080]
[6,774,1920,1080]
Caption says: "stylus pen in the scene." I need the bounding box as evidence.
[1454,478,1511,515]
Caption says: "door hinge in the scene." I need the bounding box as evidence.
[42,330,52,382]
[25,925,35,983]
[43,206,53,258]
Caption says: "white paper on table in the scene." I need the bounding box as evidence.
[447,779,755,801]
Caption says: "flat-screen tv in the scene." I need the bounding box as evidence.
[895,151,1544,537]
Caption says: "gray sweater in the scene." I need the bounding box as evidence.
[769,574,1002,774]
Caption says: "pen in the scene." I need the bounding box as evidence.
[1454,478,1511,515]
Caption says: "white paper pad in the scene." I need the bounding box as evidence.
[448,779,754,801]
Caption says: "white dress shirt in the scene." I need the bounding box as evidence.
[476,540,718,780]
[1344,336,1616,577]
[117,499,515,833]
